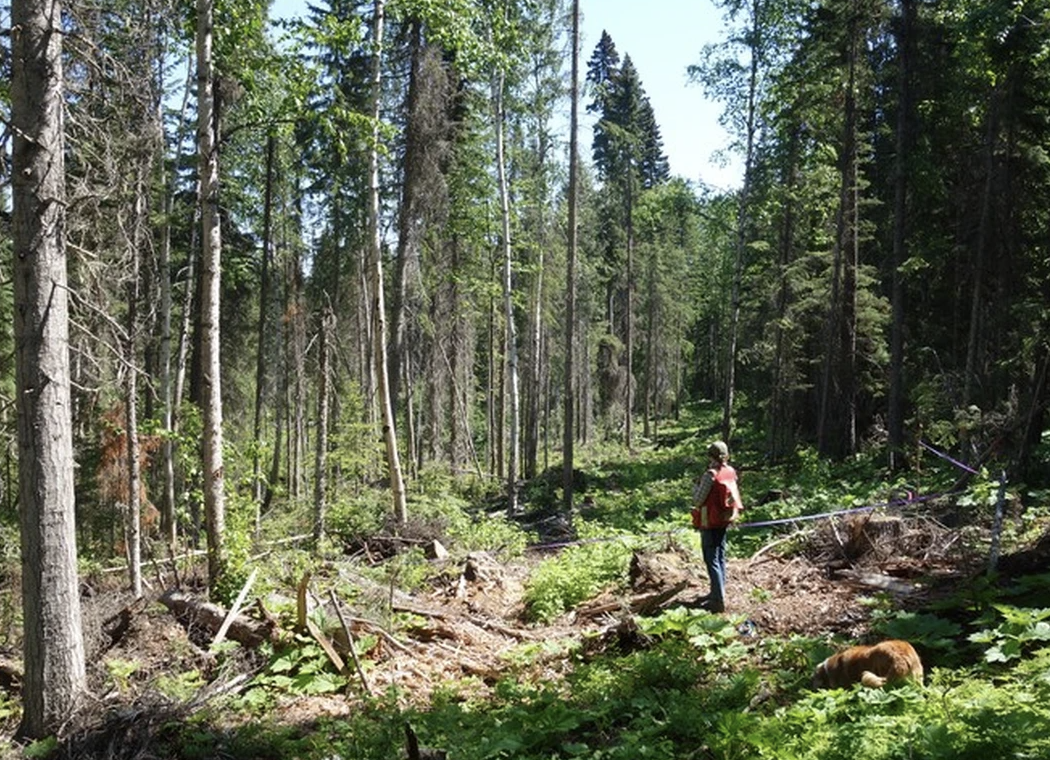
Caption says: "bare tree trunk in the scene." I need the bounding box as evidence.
[964,94,1000,410]
[721,0,761,445]
[391,19,424,420]
[563,0,578,506]
[313,308,332,543]
[159,54,193,550]
[643,260,655,439]
[888,0,915,470]
[197,0,226,591]
[12,0,87,736]
[293,284,307,500]
[818,10,859,457]
[253,133,276,519]
[174,193,197,419]
[368,0,408,524]
[494,69,520,513]
[125,179,147,599]
[525,242,544,480]
[487,267,497,475]
[625,176,634,451]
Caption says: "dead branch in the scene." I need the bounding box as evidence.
[330,589,372,696]
[159,589,276,648]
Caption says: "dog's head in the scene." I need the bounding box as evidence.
[811,658,831,689]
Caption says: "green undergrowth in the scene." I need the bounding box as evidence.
[45,403,1050,757]
[180,604,1050,760]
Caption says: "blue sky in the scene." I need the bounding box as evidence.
[270,0,741,190]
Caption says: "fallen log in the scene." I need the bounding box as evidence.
[830,569,917,595]
[392,601,536,641]
[578,580,690,619]
[159,589,277,648]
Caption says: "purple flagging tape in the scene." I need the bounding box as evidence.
[920,440,979,475]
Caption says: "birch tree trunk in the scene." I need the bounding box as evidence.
[494,68,520,514]
[197,0,227,590]
[12,0,87,737]
[368,0,408,524]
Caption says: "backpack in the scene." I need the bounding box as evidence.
[691,465,742,529]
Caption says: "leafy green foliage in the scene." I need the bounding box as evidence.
[241,633,353,710]
[523,522,634,622]
[969,605,1050,663]
[870,611,963,657]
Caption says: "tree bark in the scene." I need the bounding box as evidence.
[197,0,227,591]
[888,0,915,470]
[253,133,276,518]
[818,8,860,458]
[494,68,520,514]
[368,0,408,525]
[12,0,88,737]
[625,171,634,451]
[313,308,333,543]
[125,180,146,599]
[563,0,578,507]
[721,0,760,445]
[159,53,194,550]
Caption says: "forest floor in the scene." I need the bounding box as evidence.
[32,504,990,753]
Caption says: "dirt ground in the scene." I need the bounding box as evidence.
[0,505,1005,759]
[58,509,980,734]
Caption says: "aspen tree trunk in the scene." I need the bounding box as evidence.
[368,0,408,524]
[125,180,146,599]
[12,0,87,737]
[197,0,227,590]
[174,192,199,544]
[494,68,520,514]
[313,308,332,543]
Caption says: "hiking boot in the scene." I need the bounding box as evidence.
[700,596,725,613]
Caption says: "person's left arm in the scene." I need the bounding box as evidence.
[692,469,714,506]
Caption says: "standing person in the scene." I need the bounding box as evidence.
[691,440,743,612]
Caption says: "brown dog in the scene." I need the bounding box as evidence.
[812,640,923,689]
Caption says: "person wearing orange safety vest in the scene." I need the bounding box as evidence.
[691,440,743,612]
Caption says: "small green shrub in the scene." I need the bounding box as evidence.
[969,605,1050,663]
[523,523,633,622]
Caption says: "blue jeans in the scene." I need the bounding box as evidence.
[701,527,728,608]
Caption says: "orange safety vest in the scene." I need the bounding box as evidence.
[693,464,742,529]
